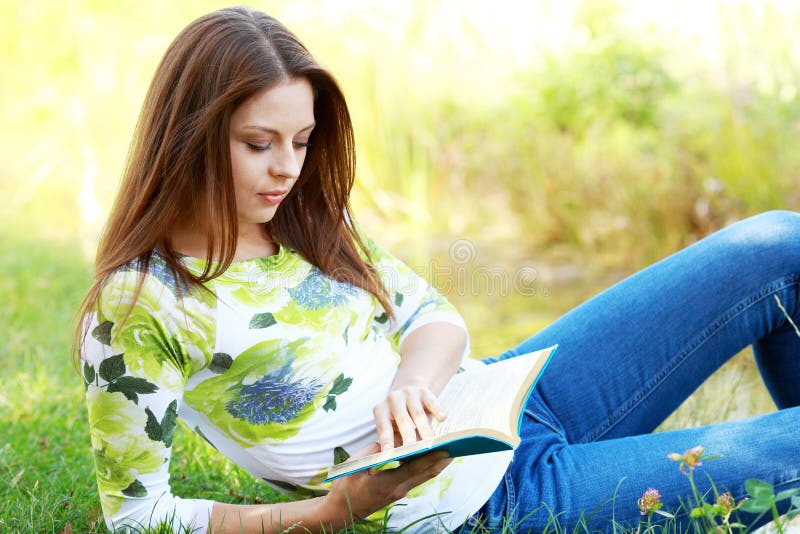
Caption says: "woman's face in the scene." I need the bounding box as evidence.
[228,78,315,233]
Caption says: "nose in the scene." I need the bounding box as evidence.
[269,141,302,180]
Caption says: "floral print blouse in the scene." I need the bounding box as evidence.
[82,236,511,532]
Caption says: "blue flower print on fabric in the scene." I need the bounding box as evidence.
[289,266,358,310]
[124,252,186,295]
[148,255,182,292]
[396,292,449,335]
[225,363,322,425]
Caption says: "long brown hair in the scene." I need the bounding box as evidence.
[73,7,392,365]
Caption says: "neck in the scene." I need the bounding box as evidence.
[170,221,278,261]
[233,223,278,260]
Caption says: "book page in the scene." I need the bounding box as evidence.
[432,349,549,438]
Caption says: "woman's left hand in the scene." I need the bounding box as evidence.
[373,385,448,451]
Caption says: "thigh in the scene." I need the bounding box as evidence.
[495,211,800,444]
[504,406,800,533]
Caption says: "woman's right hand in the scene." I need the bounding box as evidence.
[320,443,452,521]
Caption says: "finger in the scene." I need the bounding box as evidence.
[341,443,382,477]
[420,389,447,421]
[406,396,434,440]
[388,453,452,495]
[392,450,450,478]
[372,402,396,451]
[353,442,381,458]
[388,392,418,445]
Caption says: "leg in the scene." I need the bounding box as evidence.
[496,210,800,443]
[503,406,800,532]
[755,327,800,408]
[469,211,800,532]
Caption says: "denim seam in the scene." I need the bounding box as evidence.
[775,478,800,491]
[503,469,517,530]
[524,408,563,436]
[582,273,800,443]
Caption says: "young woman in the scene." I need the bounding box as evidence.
[76,6,800,533]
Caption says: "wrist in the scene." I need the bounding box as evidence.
[389,376,430,391]
[316,490,358,530]
[390,368,457,396]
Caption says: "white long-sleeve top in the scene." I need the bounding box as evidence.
[82,236,511,533]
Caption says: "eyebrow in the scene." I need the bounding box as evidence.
[242,122,316,135]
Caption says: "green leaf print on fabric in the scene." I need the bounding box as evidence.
[145,409,161,443]
[86,386,167,515]
[92,320,113,345]
[144,400,178,447]
[394,292,404,307]
[98,354,126,382]
[208,352,233,373]
[249,312,277,329]
[322,373,353,412]
[328,373,353,396]
[122,479,147,498]
[333,446,350,465]
[374,312,388,324]
[107,376,158,403]
[160,402,178,446]
[93,350,160,402]
[183,339,328,446]
[83,362,95,384]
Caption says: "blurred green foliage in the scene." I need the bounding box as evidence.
[2,0,798,270]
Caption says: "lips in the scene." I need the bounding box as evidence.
[257,190,288,204]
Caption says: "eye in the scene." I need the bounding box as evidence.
[293,141,312,149]
[247,143,271,152]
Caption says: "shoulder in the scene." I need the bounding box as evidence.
[97,251,213,328]
[90,251,216,380]
[110,251,188,295]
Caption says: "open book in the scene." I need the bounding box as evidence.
[325,345,557,481]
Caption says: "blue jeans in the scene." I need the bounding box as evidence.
[462,210,800,532]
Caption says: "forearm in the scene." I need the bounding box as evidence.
[209,495,351,534]
[391,321,467,395]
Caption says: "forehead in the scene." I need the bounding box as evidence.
[232,78,315,129]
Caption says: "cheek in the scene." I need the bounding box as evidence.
[297,150,310,175]
[229,143,246,179]
[229,153,244,199]
[230,146,260,191]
